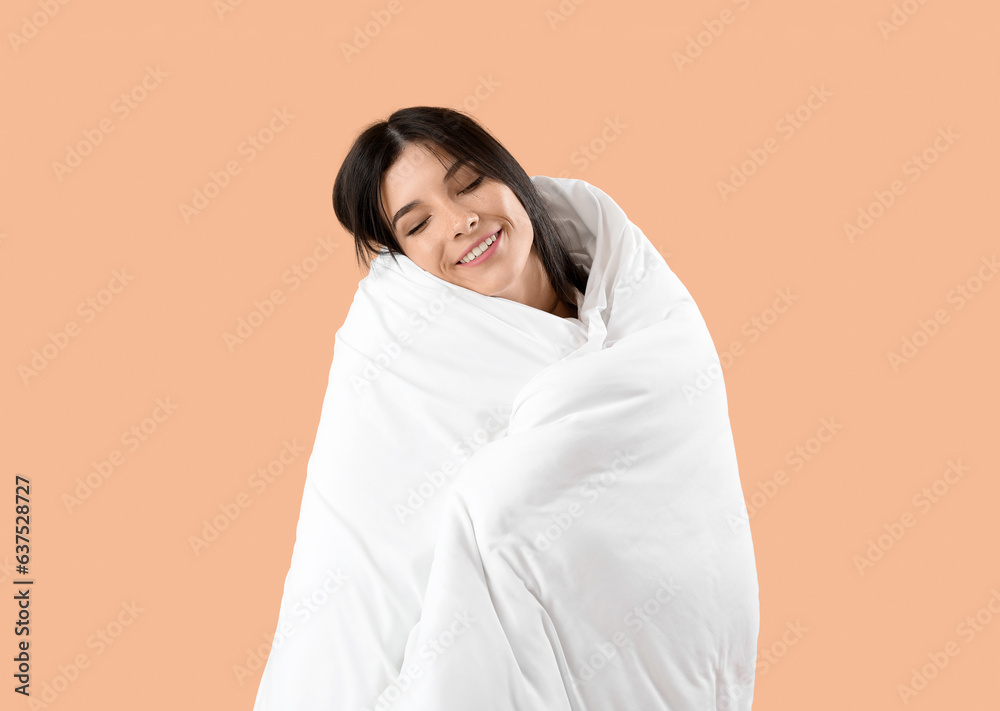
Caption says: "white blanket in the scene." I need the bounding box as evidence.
[252,176,760,711]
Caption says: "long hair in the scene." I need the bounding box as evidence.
[332,106,588,307]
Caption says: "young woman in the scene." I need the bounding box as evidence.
[253,107,760,711]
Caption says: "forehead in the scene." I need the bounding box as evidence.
[390,142,446,178]
[382,143,474,196]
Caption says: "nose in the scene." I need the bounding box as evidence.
[444,198,478,238]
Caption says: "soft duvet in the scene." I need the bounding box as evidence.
[252,176,760,710]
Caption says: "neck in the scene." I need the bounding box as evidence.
[500,244,577,318]
[551,297,578,319]
[548,283,579,319]
[512,245,559,311]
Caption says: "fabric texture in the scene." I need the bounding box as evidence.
[252,175,760,711]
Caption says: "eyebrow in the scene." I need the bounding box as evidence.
[390,158,468,230]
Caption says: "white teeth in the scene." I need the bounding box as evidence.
[460,232,497,263]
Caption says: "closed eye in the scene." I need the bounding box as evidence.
[405,176,485,236]
[462,176,484,193]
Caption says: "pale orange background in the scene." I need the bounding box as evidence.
[2,1,998,709]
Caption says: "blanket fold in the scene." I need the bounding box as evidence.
[252,176,759,711]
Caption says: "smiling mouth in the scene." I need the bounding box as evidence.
[457,229,501,265]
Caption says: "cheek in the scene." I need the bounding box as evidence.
[513,201,532,234]
[418,243,448,274]
[511,208,533,246]
[496,193,529,233]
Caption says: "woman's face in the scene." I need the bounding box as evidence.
[379,142,539,302]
